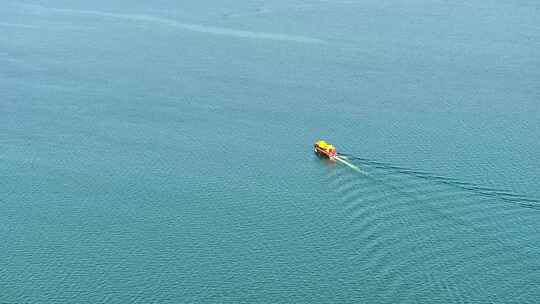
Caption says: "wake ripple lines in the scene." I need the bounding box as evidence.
[324,155,540,302]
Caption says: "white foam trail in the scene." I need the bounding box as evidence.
[33,6,324,44]
[0,22,40,29]
[334,156,368,175]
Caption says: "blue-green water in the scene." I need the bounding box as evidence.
[2,1,540,302]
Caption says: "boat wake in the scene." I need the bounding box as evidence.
[334,155,367,175]
[320,153,540,301]
[338,154,540,211]
[24,4,325,44]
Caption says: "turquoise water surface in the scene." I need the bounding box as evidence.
[2,1,540,303]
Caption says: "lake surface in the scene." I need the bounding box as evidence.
[2,0,540,302]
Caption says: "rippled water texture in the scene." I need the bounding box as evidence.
[2,0,540,303]
[326,155,540,302]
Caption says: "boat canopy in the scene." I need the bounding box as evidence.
[316,140,334,150]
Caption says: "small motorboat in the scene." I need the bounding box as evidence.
[314,140,337,159]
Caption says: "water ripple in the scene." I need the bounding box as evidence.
[324,154,540,301]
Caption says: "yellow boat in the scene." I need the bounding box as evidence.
[314,140,337,159]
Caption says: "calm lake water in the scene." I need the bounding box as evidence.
[2,0,540,302]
